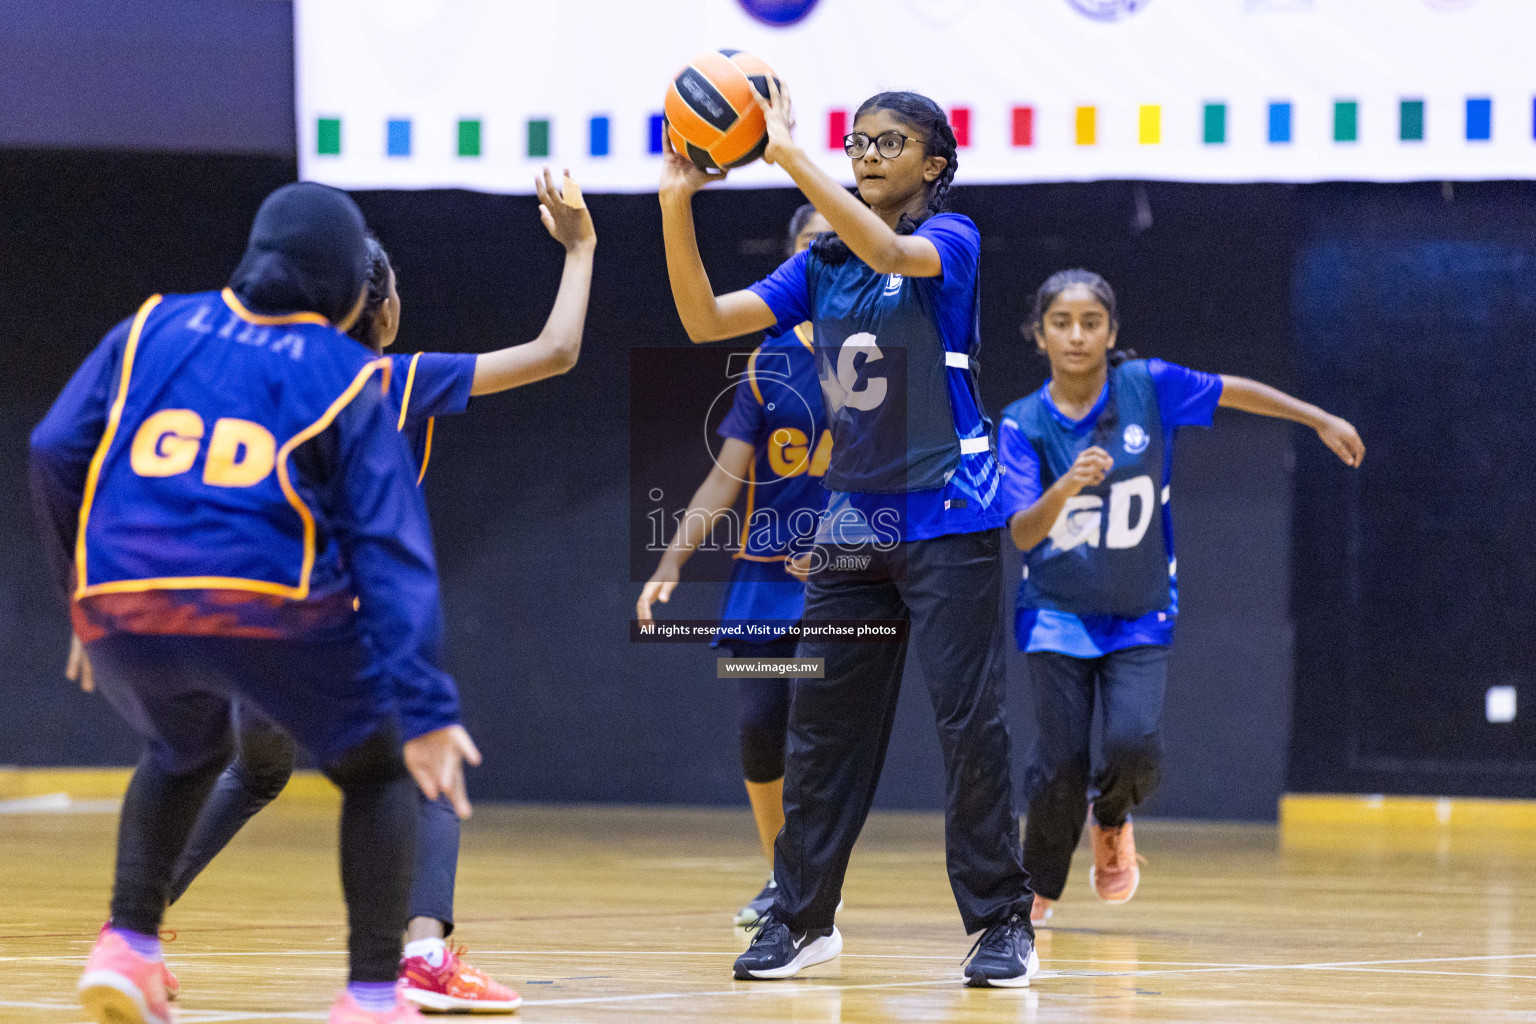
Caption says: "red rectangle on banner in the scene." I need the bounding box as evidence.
[828,110,848,150]
[950,106,971,146]
[1012,106,1035,147]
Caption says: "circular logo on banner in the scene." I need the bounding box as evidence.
[1123,424,1150,454]
[738,0,820,26]
[1066,0,1151,20]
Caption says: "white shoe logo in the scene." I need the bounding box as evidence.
[791,935,806,950]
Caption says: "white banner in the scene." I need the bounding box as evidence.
[296,0,1535,193]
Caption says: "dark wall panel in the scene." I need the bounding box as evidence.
[1288,182,1536,798]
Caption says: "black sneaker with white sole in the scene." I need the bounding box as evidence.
[732,910,843,980]
[962,912,1040,988]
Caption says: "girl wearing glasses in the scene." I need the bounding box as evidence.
[999,269,1363,925]
[659,84,1037,988]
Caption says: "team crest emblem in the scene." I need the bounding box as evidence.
[737,0,821,26]
[884,274,903,296]
[1066,0,1151,20]
[1123,424,1149,454]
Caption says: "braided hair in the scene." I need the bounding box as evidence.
[811,92,958,265]
[347,234,394,352]
[1028,269,1135,449]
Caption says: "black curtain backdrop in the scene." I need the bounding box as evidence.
[9,151,1521,818]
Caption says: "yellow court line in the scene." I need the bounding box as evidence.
[1281,792,1536,831]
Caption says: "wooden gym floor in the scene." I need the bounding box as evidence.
[1,797,1533,1022]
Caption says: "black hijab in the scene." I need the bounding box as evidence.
[228,183,369,325]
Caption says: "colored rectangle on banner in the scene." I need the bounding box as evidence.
[1466,98,1491,140]
[589,116,610,157]
[528,118,550,157]
[1334,101,1358,142]
[828,109,848,150]
[317,117,341,155]
[950,107,971,147]
[1400,99,1425,141]
[1268,102,1292,143]
[1011,106,1034,147]
[648,114,665,154]
[1203,103,1226,144]
[457,119,481,157]
[1138,105,1161,145]
[386,119,411,157]
[1075,106,1096,146]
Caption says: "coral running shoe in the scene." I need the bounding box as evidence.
[398,945,522,1013]
[78,929,172,1024]
[1030,896,1055,926]
[1089,815,1142,904]
[329,991,426,1023]
[98,922,180,1001]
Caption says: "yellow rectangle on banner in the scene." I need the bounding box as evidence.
[1139,105,1161,144]
[1075,106,1096,146]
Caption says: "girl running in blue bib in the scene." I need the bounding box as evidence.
[999,269,1364,924]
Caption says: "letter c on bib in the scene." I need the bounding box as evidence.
[130,410,204,478]
[837,333,888,411]
[203,418,277,488]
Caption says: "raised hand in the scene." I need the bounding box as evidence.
[658,130,728,198]
[1316,415,1365,467]
[536,168,596,252]
[404,724,483,819]
[751,75,797,167]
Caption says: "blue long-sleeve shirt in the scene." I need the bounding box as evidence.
[29,289,460,738]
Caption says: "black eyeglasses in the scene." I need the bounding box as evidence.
[843,131,919,159]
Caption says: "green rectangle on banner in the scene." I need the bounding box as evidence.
[1400,99,1425,141]
[458,120,481,157]
[1334,101,1358,142]
[317,118,341,155]
[527,119,550,158]
[1203,103,1226,144]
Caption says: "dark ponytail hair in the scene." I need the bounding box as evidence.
[811,91,958,266]
[1027,269,1136,448]
[347,234,394,350]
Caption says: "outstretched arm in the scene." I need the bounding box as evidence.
[658,141,777,343]
[470,169,596,395]
[636,438,754,619]
[1218,376,1365,467]
[754,79,941,278]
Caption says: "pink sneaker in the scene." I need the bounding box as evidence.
[99,922,179,1001]
[329,991,426,1023]
[78,929,172,1024]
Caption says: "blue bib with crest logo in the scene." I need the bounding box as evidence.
[1007,360,1172,619]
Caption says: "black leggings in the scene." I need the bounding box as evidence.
[169,706,462,935]
[724,636,797,784]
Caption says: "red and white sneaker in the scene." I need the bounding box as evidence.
[398,944,521,1013]
[329,991,425,1023]
[78,929,172,1024]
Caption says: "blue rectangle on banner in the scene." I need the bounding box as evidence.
[1268,102,1292,144]
[590,116,610,157]
[387,119,411,157]
[1466,98,1492,141]
[648,114,665,154]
